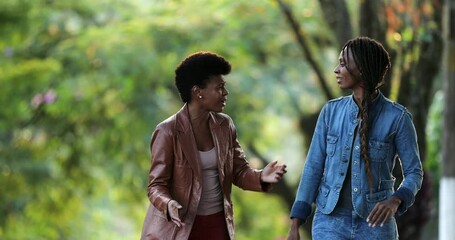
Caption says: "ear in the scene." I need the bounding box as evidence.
[192,85,201,97]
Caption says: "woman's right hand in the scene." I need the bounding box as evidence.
[167,200,183,227]
[286,218,301,240]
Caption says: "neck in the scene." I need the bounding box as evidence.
[352,87,364,107]
[352,88,378,108]
[188,102,209,126]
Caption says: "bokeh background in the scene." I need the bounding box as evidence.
[1,0,452,239]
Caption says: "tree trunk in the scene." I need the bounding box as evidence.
[359,0,396,97]
[440,1,455,239]
[317,0,352,49]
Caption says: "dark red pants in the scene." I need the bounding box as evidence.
[188,211,230,240]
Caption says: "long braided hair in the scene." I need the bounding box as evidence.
[342,37,391,192]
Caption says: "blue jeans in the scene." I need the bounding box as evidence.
[312,208,398,240]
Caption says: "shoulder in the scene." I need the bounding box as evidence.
[149,114,178,146]
[154,114,178,134]
[212,112,235,127]
[328,95,349,104]
[381,96,412,116]
[324,95,350,111]
[327,95,350,106]
[214,112,232,121]
[157,114,177,127]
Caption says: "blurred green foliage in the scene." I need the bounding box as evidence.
[0,0,443,239]
[0,0,329,239]
[425,91,443,192]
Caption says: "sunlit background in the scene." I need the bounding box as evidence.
[1,0,448,239]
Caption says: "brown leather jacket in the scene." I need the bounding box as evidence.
[141,104,270,240]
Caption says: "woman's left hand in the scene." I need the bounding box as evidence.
[261,160,287,183]
[366,196,402,227]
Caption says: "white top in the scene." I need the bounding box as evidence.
[196,147,224,215]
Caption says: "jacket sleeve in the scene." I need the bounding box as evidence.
[227,117,266,192]
[290,104,329,223]
[392,111,423,215]
[147,125,174,218]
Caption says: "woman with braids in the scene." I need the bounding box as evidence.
[286,37,423,240]
[141,51,287,240]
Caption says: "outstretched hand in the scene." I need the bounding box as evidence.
[261,160,287,183]
[168,200,184,227]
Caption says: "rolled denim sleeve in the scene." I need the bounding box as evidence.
[290,201,313,223]
[393,111,423,215]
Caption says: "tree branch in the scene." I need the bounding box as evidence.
[317,0,352,49]
[275,0,334,100]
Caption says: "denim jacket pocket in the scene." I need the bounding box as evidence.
[366,189,390,213]
[316,183,331,208]
[326,135,339,157]
[379,178,396,190]
[369,140,389,162]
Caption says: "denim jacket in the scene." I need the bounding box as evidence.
[290,92,423,221]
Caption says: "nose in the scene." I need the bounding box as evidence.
[223,88,229,96]
[333,65,340,73]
